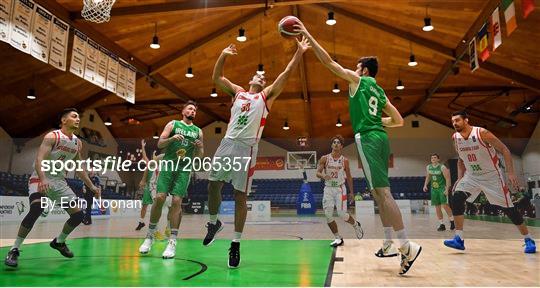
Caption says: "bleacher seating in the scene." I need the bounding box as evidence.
[1,171,428,205]
[188,176,428,208]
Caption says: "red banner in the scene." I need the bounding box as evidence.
[255,156,286,170]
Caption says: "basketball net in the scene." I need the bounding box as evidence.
[82,0,116,23]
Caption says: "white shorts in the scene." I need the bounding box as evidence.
[455,171,513,208]
[323,184,348,216]
[28,177,77,203]
[208,138,258,194]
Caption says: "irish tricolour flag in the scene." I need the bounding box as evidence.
[502,0,517,36]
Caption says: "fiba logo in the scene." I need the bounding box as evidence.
[301,203,311,209]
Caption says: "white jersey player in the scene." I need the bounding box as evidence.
[203,39,310,268]
[444,110,535,254]
[317,135,364,247]
[5,108,101,268]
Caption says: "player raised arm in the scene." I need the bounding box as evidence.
[157,121,183,149]
[382,99,404,127]
[344,158,355,202]
[263,37,310,109]
[316,156,330,180]
[480,128,519,190]
[34,132,56,193]
[212,44,244,97]
[141,139,149,163]
[294,21,358,84]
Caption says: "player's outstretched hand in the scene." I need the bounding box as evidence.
[296,36,311,53]
[292,21,307,35]
[222,44,237,56]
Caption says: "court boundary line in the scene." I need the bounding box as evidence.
[324,247,337,287]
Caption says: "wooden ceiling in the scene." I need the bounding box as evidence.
[0,0,538,154]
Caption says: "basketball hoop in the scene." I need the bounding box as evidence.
[81,0,116,23]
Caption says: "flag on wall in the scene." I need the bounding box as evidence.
[522,0,535,18]
[490,7,502,51]
[477,23,490,62]
[502,0,517,36]
[469,38,479,72]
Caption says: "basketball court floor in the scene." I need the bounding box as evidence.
[2,213,539,286]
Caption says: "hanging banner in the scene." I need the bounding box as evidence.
[9,0,34,54]
[84,38,99,84]
[69,29,87,78]
[125,64,136,104]
[29,4,52,63]
[116,59,128,100]
[105,52,118,93]
[469,38,479,72]
[48,16,68,71]
[95,45,108,88]
[490,7,502,51]
[0,0,14,43]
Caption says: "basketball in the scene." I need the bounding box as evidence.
[278,16,301,37]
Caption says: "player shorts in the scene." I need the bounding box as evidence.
[430,188,448,206]
[156,170,190,197]
[28,176,77,203]
[141,187,153,205]
[455,171,513,208]
[354,131,390,190]
[208,137,258,194]
[323,184,348,217]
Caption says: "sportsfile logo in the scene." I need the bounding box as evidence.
[40,156,252,175]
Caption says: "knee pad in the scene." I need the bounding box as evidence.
[66,210,85,227]
[503,207,524,225]
[21,196,45,229]
[451,191,468,216]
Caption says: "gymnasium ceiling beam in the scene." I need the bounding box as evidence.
[318,3,540,95]
[149,8,265,75]
[317,3,455,59]
[71,0,350,19]
[30,0,227,131]
[416,0,509,113]
[151,74,229,122]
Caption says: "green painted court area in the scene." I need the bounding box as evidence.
[1,238,333,287]
[466,215,540,227]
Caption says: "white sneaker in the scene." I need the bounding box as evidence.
[330,238,344,247]
[139,238,153,254]
[398,241,422,275]
[353,221,364,239]
[374,240,399,258]
[162,239,176,259]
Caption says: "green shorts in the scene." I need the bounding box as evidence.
[430,188,448,206]
[156,170,191,197]
[141,187,153,205]
[355,131,390,190]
